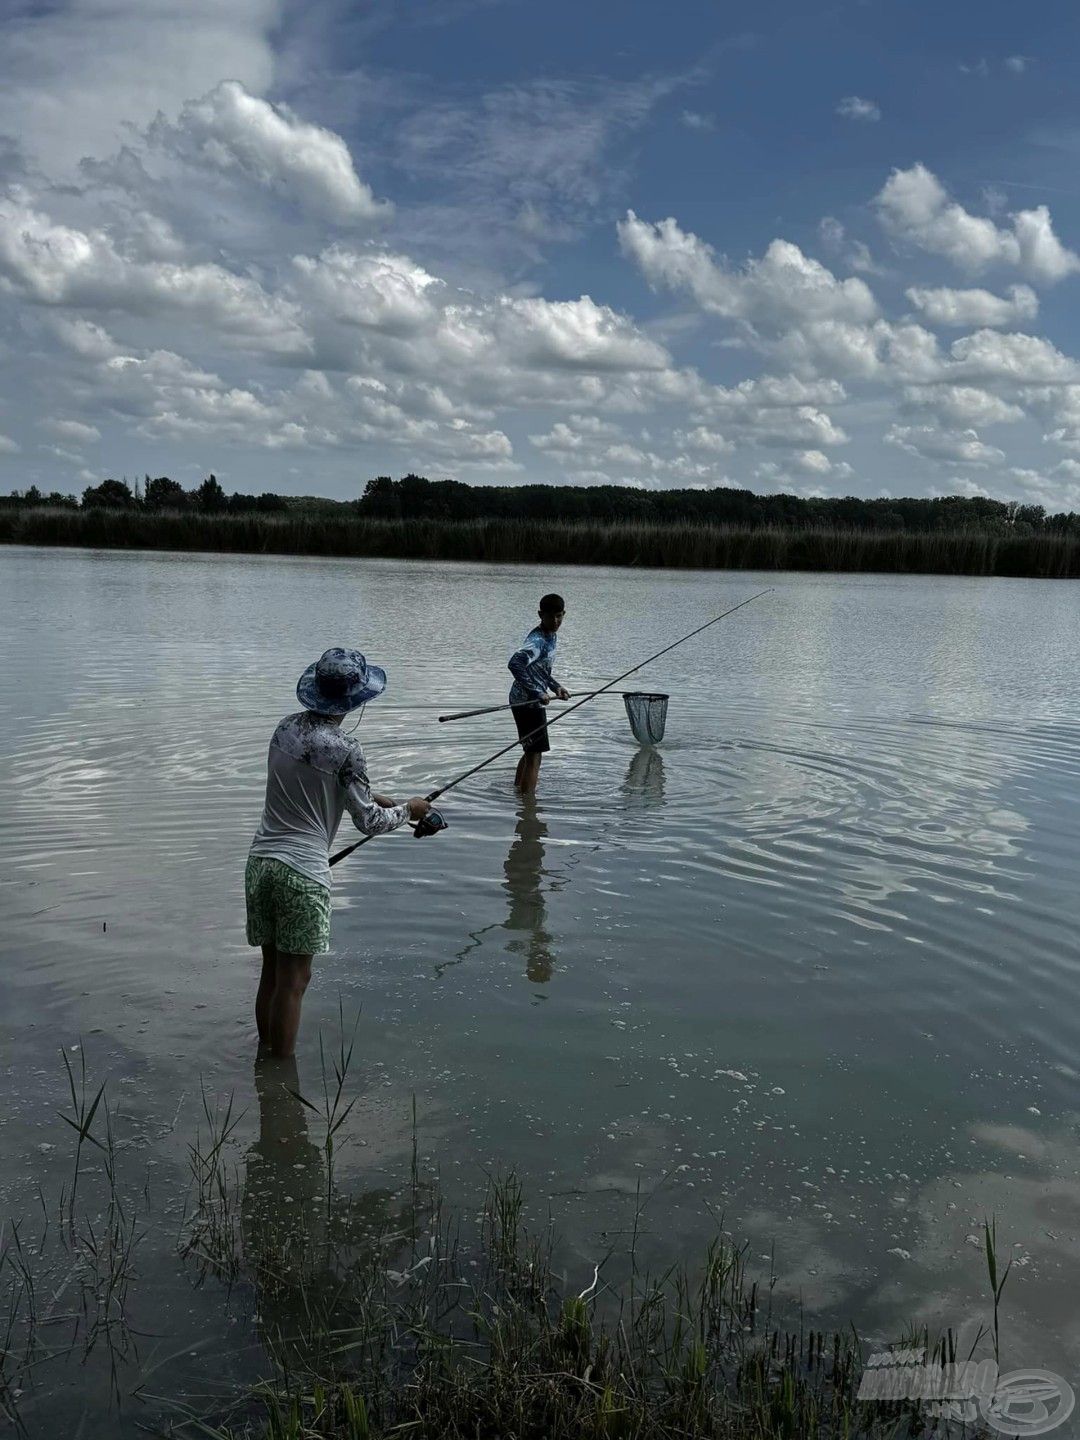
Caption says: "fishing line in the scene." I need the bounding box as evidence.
[329,587,772,867]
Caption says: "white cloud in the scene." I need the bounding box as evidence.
[902,385,1024,427]
[906,284,1038,328]
[948,477,991,498]
[155,82,390,223]
[876,165,1080,283]
[818,217,885,275]
[497,295,670,371]
[0,432,19,455]
[294,248,442,335]
[680,110,715,131]
[1005,55,1029,73]
[46,316,119,360]
[837,96,881,123]
[947,329,1079,384]
[0,195,309,353]
[46,418,101,444]
[794,448,832,473]
[885,424,1006,467]
[618,212,878,327]
[674,425,735,454]
[0,0,280,175]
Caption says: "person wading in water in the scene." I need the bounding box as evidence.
[508,594,571,794]
[246,647,431,1057]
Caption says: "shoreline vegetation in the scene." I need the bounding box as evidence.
[2,471,1078,575]
[1,1042,999,1439]
[2,503,1078,577]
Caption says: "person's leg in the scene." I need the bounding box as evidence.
[268,953,313,1058]
[519,751,542,793]
[256,944,277,1045]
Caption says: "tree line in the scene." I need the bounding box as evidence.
[359,474,1078,536]
[3,470,1078,536]
[0,474,288,514]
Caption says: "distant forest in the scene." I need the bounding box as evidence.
[2,470,1078,536]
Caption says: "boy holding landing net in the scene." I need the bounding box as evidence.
[508,593,571,793]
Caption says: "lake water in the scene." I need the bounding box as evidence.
[2,544,1080,1431]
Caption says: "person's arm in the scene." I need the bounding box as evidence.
[340,752,412,836]
[508,635,551,700]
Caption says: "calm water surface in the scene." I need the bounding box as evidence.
[2,545,1080,1431]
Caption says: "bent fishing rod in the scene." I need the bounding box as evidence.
[329,587,772,867]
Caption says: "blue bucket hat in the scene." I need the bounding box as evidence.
[297,647,387,714]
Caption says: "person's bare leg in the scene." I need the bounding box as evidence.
[268,952,313,1058]
[256,944,277,1045]
[518,752,542,794]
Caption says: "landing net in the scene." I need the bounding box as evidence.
[622,692,669,745]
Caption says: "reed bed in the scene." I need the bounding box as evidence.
[2,504,1077,576]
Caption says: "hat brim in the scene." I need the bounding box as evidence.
[296,661,386,714]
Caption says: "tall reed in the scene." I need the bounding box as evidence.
[2,506,1077,577]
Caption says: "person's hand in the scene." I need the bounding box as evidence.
[555,687,571,701]
[407,797,432,820]
[539,695,551,705]
[373,792,396,808]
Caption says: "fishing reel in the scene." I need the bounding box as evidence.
[413,807,449,839]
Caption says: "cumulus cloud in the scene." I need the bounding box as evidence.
[674,426,735,454]
[906,284,1038,328]
[947,329,1079,384]
[46,418,101,444]
[837,96,881,122]
[618,212,879,327]
[902,384,1024,428]
[876,165,1080,283]
[885,424,1006,467]
[155,82,390,223]
[0,0,280,174]
[0,195,309,353]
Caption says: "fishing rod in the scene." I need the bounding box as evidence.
[329,587,772,867]
[439,691,641,724]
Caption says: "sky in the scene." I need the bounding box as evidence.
[4,0,1080,509]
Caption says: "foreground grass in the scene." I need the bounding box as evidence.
[1,1043,999,1439]
[2,504,1078,576]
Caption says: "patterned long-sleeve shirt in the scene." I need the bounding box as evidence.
[508,626,559,704]
[248,712,411,888]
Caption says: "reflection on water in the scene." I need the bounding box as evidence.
[4,550,1080,1429]
[241,1053,427,1366]
[503,804,555,983]
[241,1055,326,1359]
[620,747,666,809]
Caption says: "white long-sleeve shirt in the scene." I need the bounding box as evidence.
[248,711,411,888]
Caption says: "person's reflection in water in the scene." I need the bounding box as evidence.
[502,802,556,983]
[241,1054,326,1365]
[241,1054,431,1367]
[620,746,667,809]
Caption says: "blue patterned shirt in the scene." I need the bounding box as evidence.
[508,626,559,704]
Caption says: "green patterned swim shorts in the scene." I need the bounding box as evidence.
[245,856,332,955]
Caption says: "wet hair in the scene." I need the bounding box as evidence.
[539,593,565,613]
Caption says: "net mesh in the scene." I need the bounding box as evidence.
[623,691,669,745]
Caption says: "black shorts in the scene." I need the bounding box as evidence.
[513,701,550,754]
